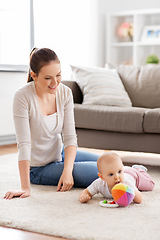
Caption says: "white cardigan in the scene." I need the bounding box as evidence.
[13,81,77,167]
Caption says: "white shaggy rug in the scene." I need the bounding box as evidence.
[0,153,160,240]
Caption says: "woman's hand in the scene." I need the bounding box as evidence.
[57,169,74,192]
[4,188,31,200]
[57,145,76,192]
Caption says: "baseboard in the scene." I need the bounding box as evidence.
[0,135,16,146]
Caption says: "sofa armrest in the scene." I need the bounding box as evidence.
[62,81,83,104]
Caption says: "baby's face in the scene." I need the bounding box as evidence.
[101,157,124,191]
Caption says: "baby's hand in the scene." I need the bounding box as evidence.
[79,189,92,203]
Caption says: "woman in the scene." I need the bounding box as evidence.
[4,48,99,199]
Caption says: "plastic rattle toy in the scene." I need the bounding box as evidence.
[99,199,119,208]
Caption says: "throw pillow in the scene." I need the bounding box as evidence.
[116,64,160,108]
[106,64,160,108]
[71,65,132,107]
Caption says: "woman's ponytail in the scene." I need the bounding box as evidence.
[27,71,33,83]
[27,47,38,83]
[27,47,60,83]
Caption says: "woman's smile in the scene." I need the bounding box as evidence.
[48,85,57,90]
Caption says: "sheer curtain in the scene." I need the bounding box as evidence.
[33,0,99,79]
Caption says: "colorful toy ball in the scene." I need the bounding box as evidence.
[111,183,135,206]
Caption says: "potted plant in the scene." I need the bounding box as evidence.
[146,55,159,64]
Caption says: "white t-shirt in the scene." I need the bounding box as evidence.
[87,172,137,199]
[13,81,77,167]
[43,112,57,132]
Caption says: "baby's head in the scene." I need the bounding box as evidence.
[97,152,124,191]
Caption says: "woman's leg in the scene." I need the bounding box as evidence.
[30,149,100,187]
[30,161,64,186]
[73,161,99,187]
[62,148,99,162]
[30,161,99,187]
[66,149,99,187]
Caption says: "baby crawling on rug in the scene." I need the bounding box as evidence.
[79,152,155,204]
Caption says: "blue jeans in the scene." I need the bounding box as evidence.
[30,149,99,188]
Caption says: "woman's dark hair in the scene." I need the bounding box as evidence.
[27,48,60,83]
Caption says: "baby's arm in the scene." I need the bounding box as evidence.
[79,189,93,203]
[133,189,142,204]
[79,178,101,203]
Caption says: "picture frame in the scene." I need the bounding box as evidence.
[141,25,160,42]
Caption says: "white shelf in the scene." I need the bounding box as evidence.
[111,42,134,47]
[109,8,160,16]
[106,9,160,66]
[111,42,160,47]
[136,41,160,46]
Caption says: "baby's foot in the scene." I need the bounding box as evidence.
[132,164,148,172]
[79,189,92,203]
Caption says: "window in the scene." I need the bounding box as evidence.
[0,0,30,65]
[33,0,98,79]
[0,0,98,75]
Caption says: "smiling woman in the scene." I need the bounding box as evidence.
[4,47,100,200]
[31,61,61,115]
[28,48,62,115]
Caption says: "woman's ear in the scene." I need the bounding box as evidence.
[30,71,37,81]
[98,172,103,180]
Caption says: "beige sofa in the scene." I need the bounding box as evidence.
[62,64,160,154]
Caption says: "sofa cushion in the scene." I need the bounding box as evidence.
[62,81,83,103]
[71,65,132,107]
[74,104,146,133]
[116,64,160,108]
[143,108,160,133]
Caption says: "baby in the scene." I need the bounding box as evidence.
[79,152,155,204]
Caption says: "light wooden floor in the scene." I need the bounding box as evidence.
[0,143,18,155]
[0,144,68,240]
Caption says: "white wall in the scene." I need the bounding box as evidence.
[0,71,27,144]
[97,0,160,67]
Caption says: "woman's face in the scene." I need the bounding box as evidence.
[31,61,61,95]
